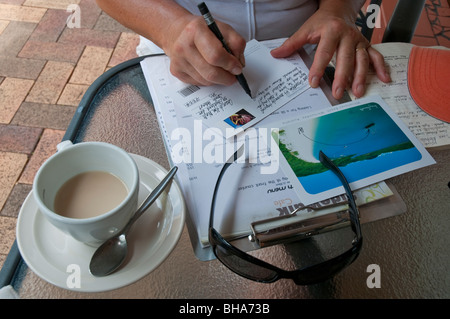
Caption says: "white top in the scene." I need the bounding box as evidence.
[137,0,318,55]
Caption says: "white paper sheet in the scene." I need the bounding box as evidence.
[349,42,450,148]
[140,41,407,249]
[141,39,334,245]
[148,39,310,136]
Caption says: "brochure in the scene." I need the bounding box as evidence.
[271,95,436,205]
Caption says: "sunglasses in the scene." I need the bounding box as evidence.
[208,150,363,285]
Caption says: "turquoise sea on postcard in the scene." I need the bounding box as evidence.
[277,102,423,194]
[300,147,421,193]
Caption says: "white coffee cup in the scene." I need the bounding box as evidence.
[33,140,139,246]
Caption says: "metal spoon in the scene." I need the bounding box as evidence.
[89,166,178,277]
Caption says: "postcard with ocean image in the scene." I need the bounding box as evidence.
[271,95,435,205]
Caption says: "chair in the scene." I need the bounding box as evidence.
[357,0,427,43]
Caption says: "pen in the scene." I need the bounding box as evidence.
[197,2,252,98]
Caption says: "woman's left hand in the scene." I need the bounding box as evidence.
[271,2,391,99]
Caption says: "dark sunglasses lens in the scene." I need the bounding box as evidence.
[293,242,361,285]
[214,244,278,283]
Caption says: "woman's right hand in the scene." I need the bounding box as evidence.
[95,0,246,87]
[163,15,247,86]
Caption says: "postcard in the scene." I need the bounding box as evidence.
[271,95,436,205]
[146,39,310,137]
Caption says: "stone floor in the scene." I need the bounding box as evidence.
[370,0,450,46]
[0,0,140,268]
[1,0,449,270]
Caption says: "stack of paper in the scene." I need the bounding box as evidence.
[140,39,435,254]
[348,42,450,149]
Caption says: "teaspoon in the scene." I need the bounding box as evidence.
[89,166,178,277]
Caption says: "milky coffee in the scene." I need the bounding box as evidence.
[54,171,128,219]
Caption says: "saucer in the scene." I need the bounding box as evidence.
[16,154,185,292]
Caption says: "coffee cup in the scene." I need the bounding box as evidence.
[33,140,139,246]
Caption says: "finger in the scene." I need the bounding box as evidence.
[368,47,391,83]
[351,44,370,98]
[170,57,212,86]
[190,56,236,86]
[176,72,208,86]
[309,31,339,88]
[332,37,357,99]
[221,24,247,66]
[192,54,238,86]
[181,32,238,86]
[169,43,214,85]
[194,25,243,76]
[270,31,309,58]
[168,23,216,85]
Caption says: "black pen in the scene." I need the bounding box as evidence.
[197,2,252,98]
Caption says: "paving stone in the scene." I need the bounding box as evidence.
[22,0,80,10]
[412,35,440,46]
[0,56,45,79]
[0,123,42,153]
[58,27,120,48]
[0,77,34,124]
[57,83,88,106]
[78,0,102,29]
[414,10,436,37]
[436,7,450,16]
[19,128,65,184]
[70,45,112,85]
[28,8,69,42]
[436,15,450,27]
[437,32,450,47]
[0,151,28,211]
[0,3,46,23]
[26,61,74,104]
[0,216,17,255]
[0,20,36,57]
[0,20,9,35]
[11,101,76,130]
[0,183,32,218]
[109,32,139,67]
[19,40,84,63]
[0,1,26,5]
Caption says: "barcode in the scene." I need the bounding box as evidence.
[178,85,200,97]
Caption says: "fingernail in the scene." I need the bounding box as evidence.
[385,71,392,82]
[357,84,365,96]
[310,76,319,88]
[231,66,242,75]
[335,87,343,99]
[239,54,246,67]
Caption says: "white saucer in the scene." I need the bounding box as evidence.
[16,154,185,293]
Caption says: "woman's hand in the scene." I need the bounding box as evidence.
[271,2,391,99]
[163,15,247,86]
[95,0,246,87]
